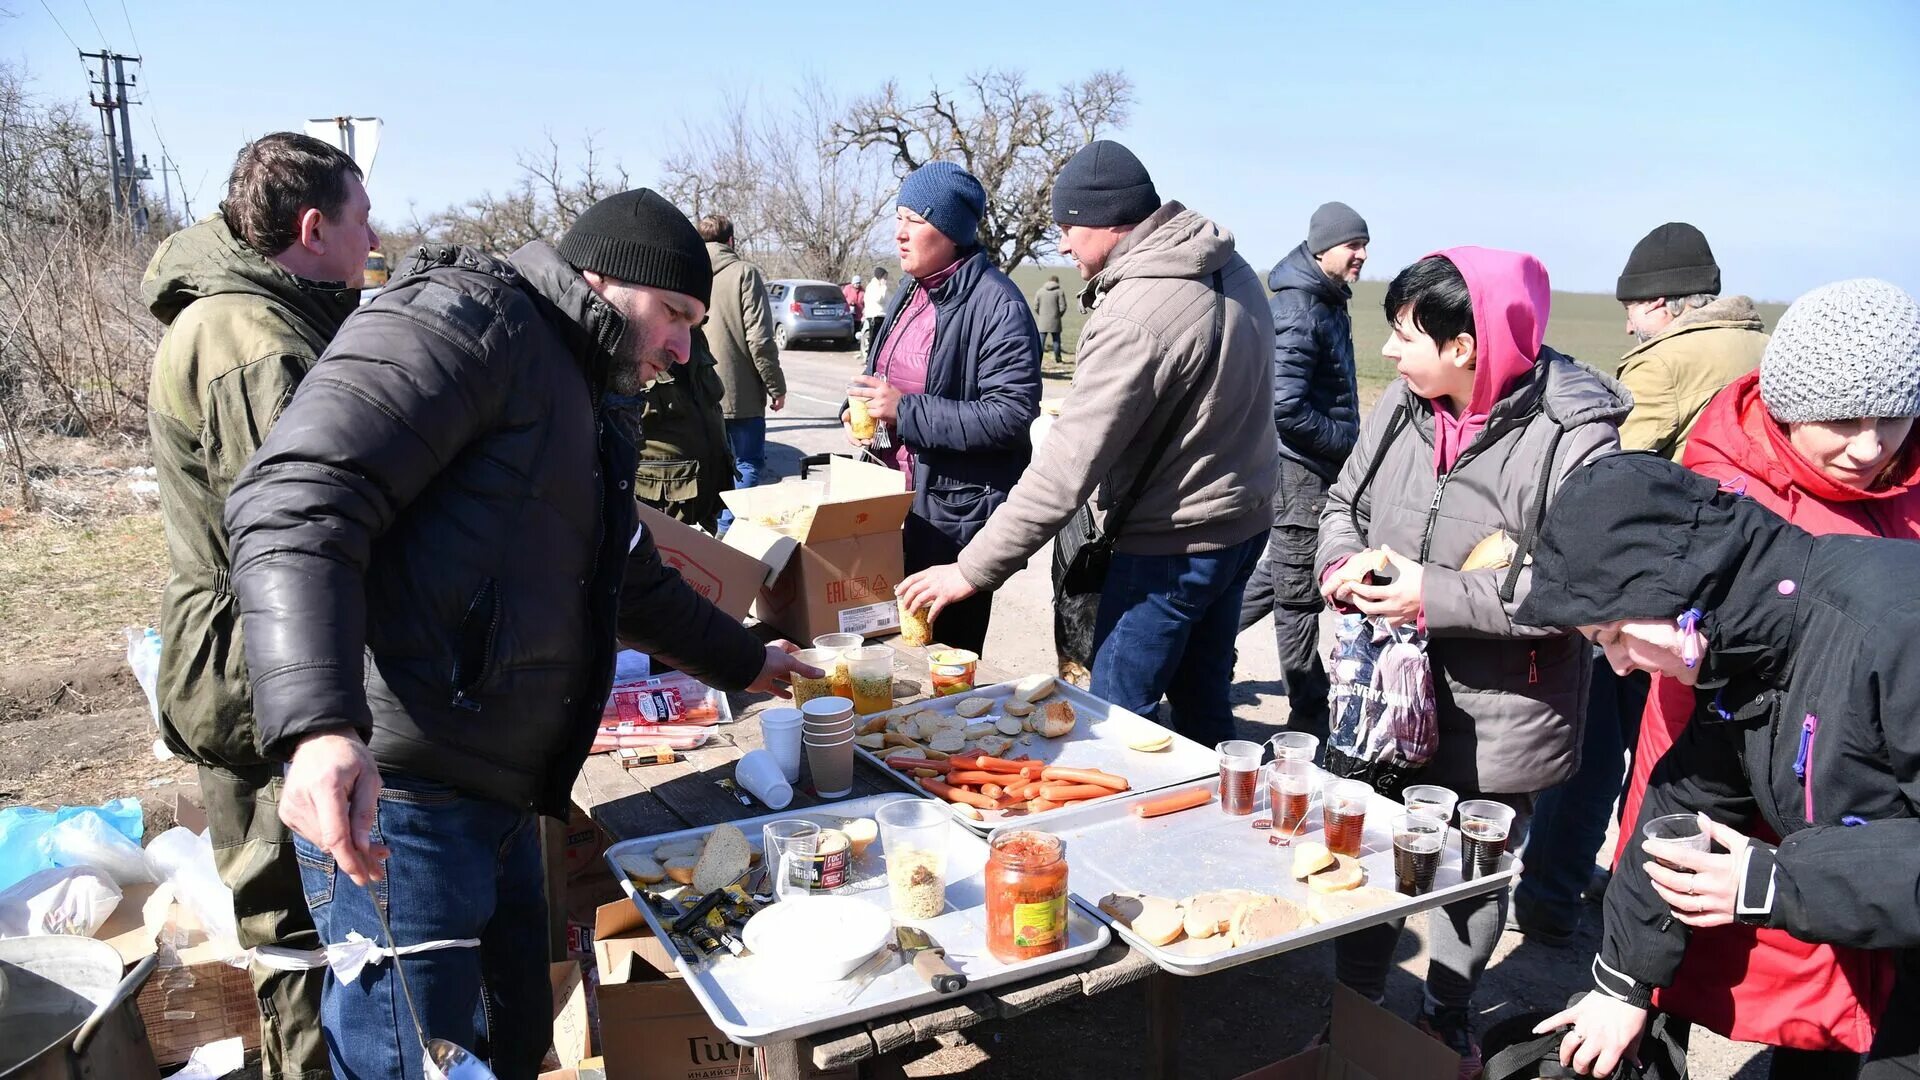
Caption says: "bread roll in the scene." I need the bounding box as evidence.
[663,856,698,885]
[1012,674,1058,704]
[1098,892,1186,947]
[617,852,666,885]
[1290,841,1336,880]
[1228,896,1308,947]
[1180,889,1263,940]
[1305,854,1366,894]
[955,697,995,719]
[692,823,752,894]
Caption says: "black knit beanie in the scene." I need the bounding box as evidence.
[557,189,712,308]
[1615,222,1720,302]
[1051,140,1160,227]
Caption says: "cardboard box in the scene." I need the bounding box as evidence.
[102,880,257,1066]
[636,501,777,622]
[562,803,614,886]
[721,458,914,643]
[1233,985,1458,1080]
[592,899,748,1080]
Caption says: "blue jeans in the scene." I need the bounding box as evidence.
[1514,655,1648,930]
[294,774,547,1080]
[1090,533,1264,748]
[718,417,769,533]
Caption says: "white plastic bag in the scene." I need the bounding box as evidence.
[144,826,238,948]
[124,626,174,761]
[44,809,154,885]
[0,866,123,938]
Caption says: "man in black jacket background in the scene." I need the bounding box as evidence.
[1236,201,1367,749]
[226,189,813,1079]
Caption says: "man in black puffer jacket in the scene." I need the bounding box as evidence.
[1237,201,1367,747]
[226,190,812,1080]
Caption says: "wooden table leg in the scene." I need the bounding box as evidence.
[758,1040,806,1080]
[1145,969,1180,1080]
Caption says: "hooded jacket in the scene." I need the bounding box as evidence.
[957,201,1277,590]
[1607,372,1917,1049]
[225,241,765,816]
[1614,295,1768,461]
[704,243,785,419]
[1032,278,1068,333]
[1317,248,1629,794]
[1517,454,1920,1019]
[1267,241,1360,482]
[144,215,359,769]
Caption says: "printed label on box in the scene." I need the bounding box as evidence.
[838,600,897,635]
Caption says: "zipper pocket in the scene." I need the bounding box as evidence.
[451,578,502,712]
[1793,713,1817,821]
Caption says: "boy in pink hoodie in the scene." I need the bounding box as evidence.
[1316,249,1629,1074]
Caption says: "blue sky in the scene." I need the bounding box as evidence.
[11,0,1917,301]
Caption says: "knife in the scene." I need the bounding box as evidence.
[895,926,967,994]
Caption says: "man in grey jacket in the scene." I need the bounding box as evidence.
[698,214,784,530]
[898,141,1276,746]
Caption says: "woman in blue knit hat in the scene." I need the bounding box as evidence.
[843,161,1042,653]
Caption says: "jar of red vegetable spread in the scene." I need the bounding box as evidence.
[984,828,1068,963]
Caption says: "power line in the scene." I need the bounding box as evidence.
[78,0,112,47]
[115,0,186,218]
[37,0,81,51]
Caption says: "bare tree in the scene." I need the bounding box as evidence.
[415,133,630,256]
[835,69,1132,272]
[660,82,891,282]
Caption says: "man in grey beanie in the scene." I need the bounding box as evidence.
[898,140,1277,746]
[1235,201,1369,749]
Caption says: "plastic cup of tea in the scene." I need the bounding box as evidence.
[812,633,864,652]
[1217,740,1263,816]
[790,649,840,706]
[1393,813,1446,896]
[1268,731,1320,764]
[845,645,896,715]
[876,799,950,920]
[735,749,794,810]
[1321,778,1373,857]
[761,707,805,783]
[1457,800,1519,880]
[1642,813,1709,870]
[762,819,820,901]
[1402,784,1460,825]
[1264,758,1318,843]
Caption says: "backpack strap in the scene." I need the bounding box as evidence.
[1345,400,1413,543]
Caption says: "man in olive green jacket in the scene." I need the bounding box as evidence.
[696,215,784,528]
[630,327,734,532]
[1614,222,1768,461]
[144,133,376,1080]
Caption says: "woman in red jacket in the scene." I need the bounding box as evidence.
[1614,279,1920,1076]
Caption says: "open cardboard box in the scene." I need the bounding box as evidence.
[1234,984,1460,1080]
[636,501,778,622]
[592,899,748,1080]
[720,458,914,643]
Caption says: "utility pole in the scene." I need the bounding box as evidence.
[81,49,150,231]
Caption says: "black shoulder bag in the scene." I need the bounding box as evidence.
[1052,272,1227,667]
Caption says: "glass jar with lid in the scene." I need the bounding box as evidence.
[983,827,1069,963]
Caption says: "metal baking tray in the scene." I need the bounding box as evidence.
[1051,776,1519,976]
[854,679,1218,834]
[601,792,1110,1046]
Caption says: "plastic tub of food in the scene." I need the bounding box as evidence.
[740,895,890,981]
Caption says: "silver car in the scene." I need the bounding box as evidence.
[765,279,858,349]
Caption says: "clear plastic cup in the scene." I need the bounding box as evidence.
[845,645,896,715]
[735,749,793,810]
[1217,740,1263,816]
[760,707,804,783]
[1402,784,1460,824]
[812,634,863,698]
[1642,813,1709,870]
[1264,758,1318,842]
[1321,778,1374,857]
[1457,799,1519,880]
[1393,813,1445,895]
[762,820,820,901]
[1268,731,1320,764]
[876,799,950,920]
[790,649,840,706]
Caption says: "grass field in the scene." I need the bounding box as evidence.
[1004,263,1787,397]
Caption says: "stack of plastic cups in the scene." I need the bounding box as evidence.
[801,696,857,798]
[760,707,805,784]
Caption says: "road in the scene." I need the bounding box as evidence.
[745,343,1766,1079]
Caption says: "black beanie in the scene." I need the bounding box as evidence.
[1615,222,1720,302]
[557,189,712,308]
[1051,140,1160,227]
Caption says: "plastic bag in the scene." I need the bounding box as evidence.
[0,866,122,938]
[144,826,238,947]
[1324,614,1438,800]
[44,809,154,885]
[0,798,144,892]
[124,626,174,761]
